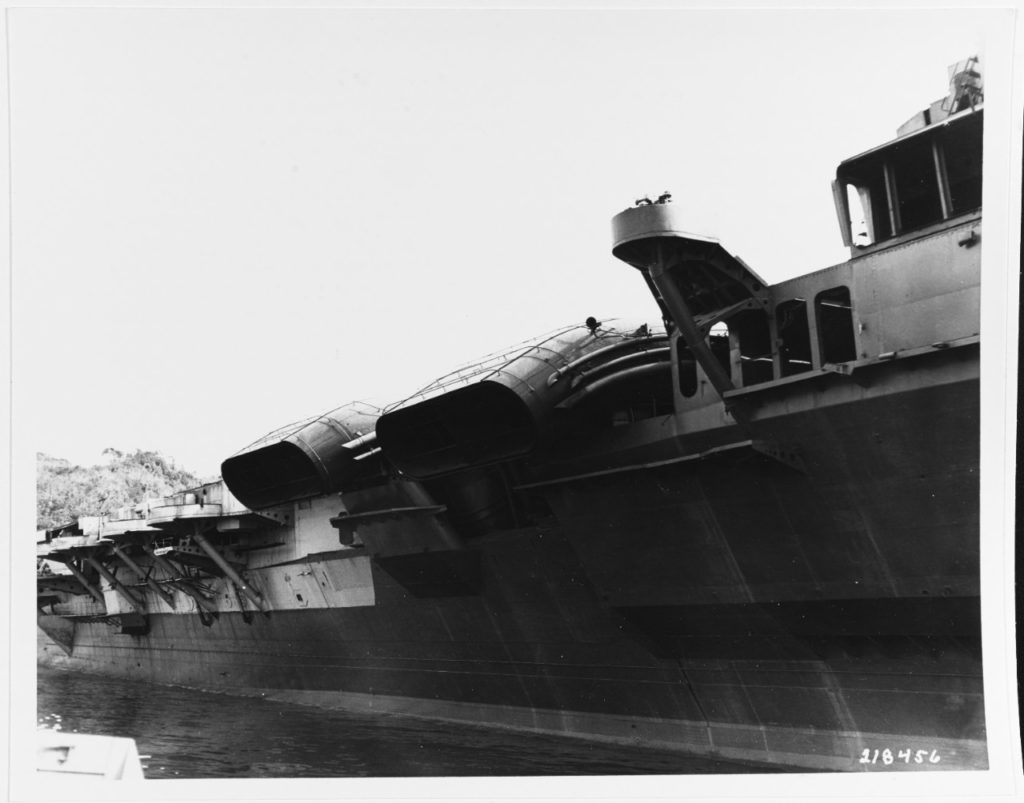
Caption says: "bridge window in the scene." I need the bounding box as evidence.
[941,113,983,214]
[776,299,813,376]
[890,135,944,232]
[842,173,891,245]
[708,322,731,380]
[815,286,857,364]
[835,112,981,246]
[676,340,698,398]
[845,185,874,245]
[732,311,773,386]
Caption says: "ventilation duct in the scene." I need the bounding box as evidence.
[377,322,663,479]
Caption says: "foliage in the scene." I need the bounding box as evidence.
[36,449,204,531]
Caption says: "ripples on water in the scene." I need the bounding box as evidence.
[38,666,765,778]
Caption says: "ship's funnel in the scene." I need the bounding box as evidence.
[221,402,381,509]
[376,323,663,479]
[376,383,535,479]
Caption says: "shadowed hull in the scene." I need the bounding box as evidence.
[37,365,984,772]
[38,557,984,771]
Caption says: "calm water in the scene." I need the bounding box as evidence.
[37,665,767,778]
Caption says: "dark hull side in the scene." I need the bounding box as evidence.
[36,594,985,772]
[38,548,984,772]
[38,369,985,772]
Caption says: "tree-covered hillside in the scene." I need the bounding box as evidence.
[37,449,205,531]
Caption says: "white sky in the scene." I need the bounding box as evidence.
[7,6,1004,477]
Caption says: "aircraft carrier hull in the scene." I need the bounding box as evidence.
[38,363,984,771]
[37,64,989,773]
[37,597,985,772]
